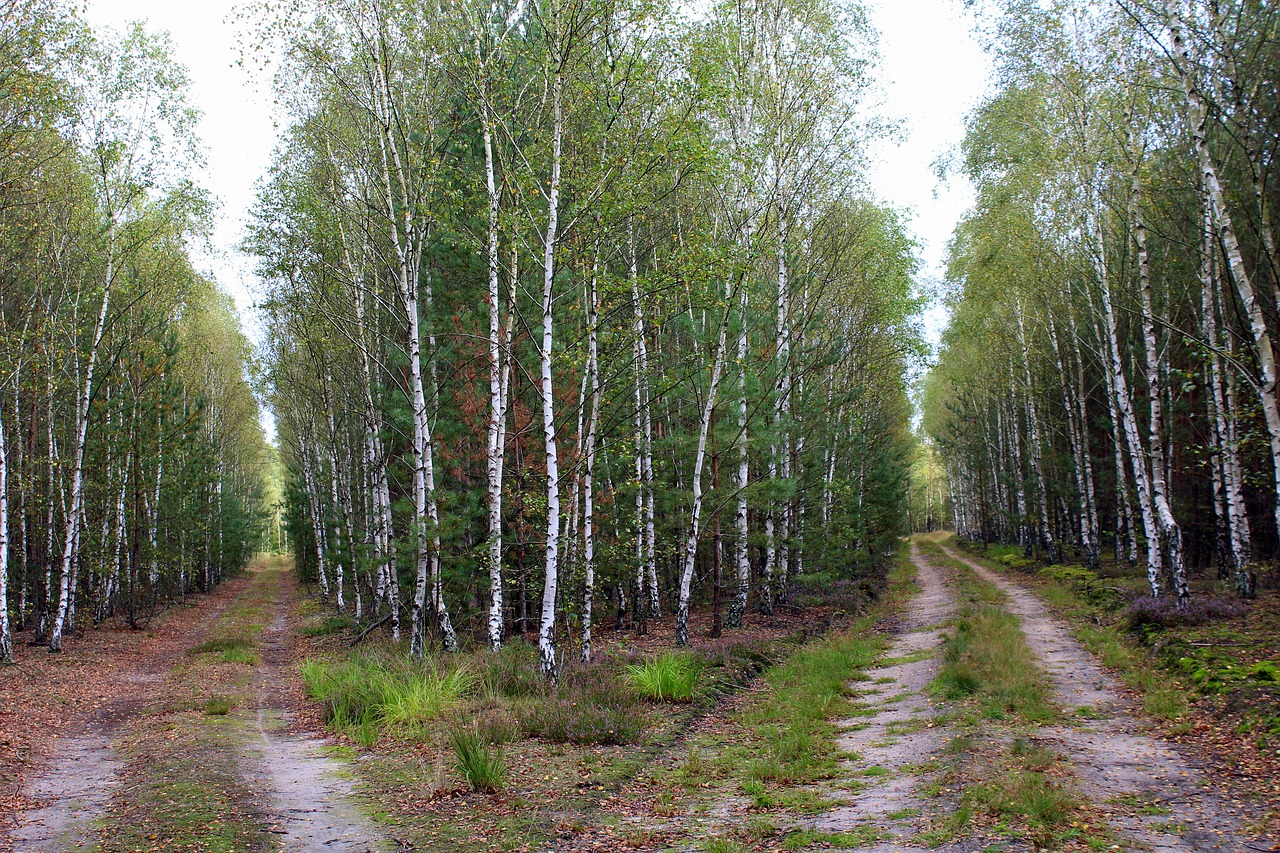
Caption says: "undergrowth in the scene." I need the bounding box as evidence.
[626,652,702,702]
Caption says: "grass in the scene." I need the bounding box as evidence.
[98,556,291,851]
[204,695,237,715]
[909,537,1103,848]
[221,647,258,665]
[295,551,917,851]
[186,636,252,656]
[919,539,1055,724]
[782,826,889,850]
[298,613,355,637]
[947,537,1200,729]
[300,653,479,744]
[626,651,702,702]
[451,726,507,792]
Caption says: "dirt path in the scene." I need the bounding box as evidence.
[809,542,958,850]
[243,569,388,852]
[6,559,388,853]
[938,540,1276,852]
[4,579,250,853]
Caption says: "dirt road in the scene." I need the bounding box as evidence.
[805,537,1275,852]
[5,558,387,853]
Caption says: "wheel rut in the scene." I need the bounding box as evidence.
[939,540,1277,852]
[7,561,389,853]
[810,541,959,850]
[245,573,388,853]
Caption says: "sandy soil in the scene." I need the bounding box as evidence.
[810,542,956,849]
[939,540,1278,852]
[4,561,389,853]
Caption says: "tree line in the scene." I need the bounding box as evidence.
[249,0,921,676]
[925,0,1279,603]
[0,0,273,662]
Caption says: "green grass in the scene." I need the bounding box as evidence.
[782,826,889,850]
[912,537,1111,849]
[300,653,479,744]
[626,652,702,702]
[186,636,252,656]
[299,613,355,637]
[203,695,237,715]
[945,536,1194,728]
[450,726,507,793]
[964,766,1084,831]
[920,542,1056,724]
[220,647,258,665]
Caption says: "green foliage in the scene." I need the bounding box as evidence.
[299,653,478,744]
[625,652,702,703]
[450,727,507,793]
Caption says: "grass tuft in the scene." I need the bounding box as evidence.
[450,727,507,793]
[300,653,478,744]
[187,636,251,657]
[298,614,355,637]
[626,652,702,702]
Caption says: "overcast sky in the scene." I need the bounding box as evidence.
[82,0,992,353]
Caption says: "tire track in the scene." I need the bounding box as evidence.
[811,542,957,850]
[245,568,388,852]
[938,540,1276,852]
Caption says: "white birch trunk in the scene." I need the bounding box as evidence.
[1171,16,1280,542]
[675,285,733,647]
[0,394,12,663]
[538,67,564,679]
[483,113,506,651]
[50,219,116,652]
[1131,181,1187,602]
[728,285,750,628]
[581,267,601,662]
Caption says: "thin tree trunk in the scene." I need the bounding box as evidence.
[1171,15,1280,543]
[538,66,564,679]
[1131,180,1187,603]
[50,218,117,652]
[675,285,732,647]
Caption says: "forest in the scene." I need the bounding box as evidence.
[0,0,272,662]
[248,0,920,674]
[925,0,1280,603]
[4,0,1280,850]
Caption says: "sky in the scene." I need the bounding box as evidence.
[82,0,993,423]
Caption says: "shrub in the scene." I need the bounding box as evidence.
[519,666,648,744]
[1126,595,1247,630]
[626,652,702,702]
[451,727,507,793]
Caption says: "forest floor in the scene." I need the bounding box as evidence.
[2,541,1280,852]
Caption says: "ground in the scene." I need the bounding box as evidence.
[2,540,1279,852]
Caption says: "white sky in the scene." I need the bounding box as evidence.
[82,0,991,365]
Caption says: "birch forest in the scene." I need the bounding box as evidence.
[925,0,1280,604]
[8,0,1280,849]
[249,0,918,675]
[0,1,271,663]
